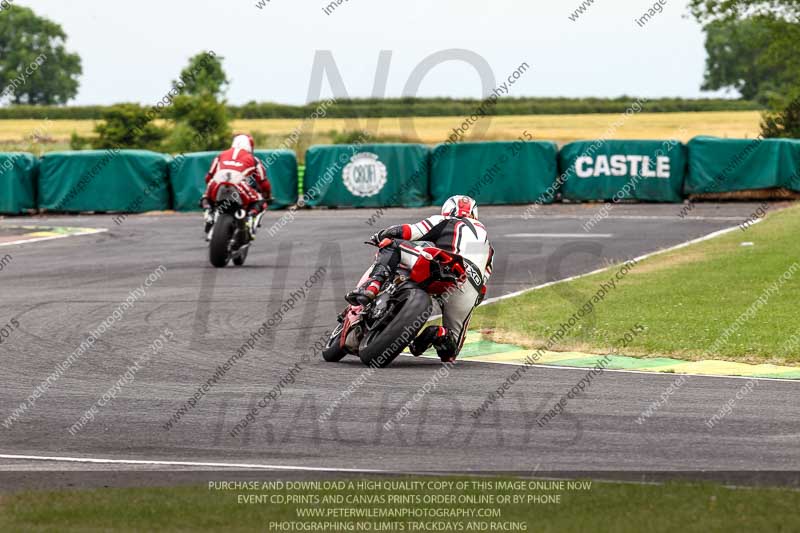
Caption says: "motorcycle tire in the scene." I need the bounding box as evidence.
[358,286,432,368]
[233,246,249,266]
[209,214,235,268]
[322,323,348,362]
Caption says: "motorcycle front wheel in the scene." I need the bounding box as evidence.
[322,323,348,362]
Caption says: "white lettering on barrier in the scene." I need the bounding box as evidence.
[575,155,671,179]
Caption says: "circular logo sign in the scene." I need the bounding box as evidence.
[342,153,388,197]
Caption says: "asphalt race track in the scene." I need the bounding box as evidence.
[1,203,798,484]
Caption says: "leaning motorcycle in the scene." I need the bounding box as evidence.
[322,240,468,368]
[206,171,262,268]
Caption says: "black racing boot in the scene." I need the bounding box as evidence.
[410,326,457,362]
[410,326,445,356]
[345,286,378,306]
[203,208,214,241]
[345,265,392,306]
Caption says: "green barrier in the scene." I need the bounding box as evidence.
[430,140,558,205]
[686,136,800,193]
[0,153,37,214]
[303,144,429,207]
[558,140,687,203]
[38,150,171,213]
[255,149,299,209]
[169,151,216,211]
[168,149,298,211]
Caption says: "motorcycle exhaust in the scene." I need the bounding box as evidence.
[252,212,264,235]
[232,244,250,258]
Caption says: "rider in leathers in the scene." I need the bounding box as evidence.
[346,195,494,363]
[201,133,271,239]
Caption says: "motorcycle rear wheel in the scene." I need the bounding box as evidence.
[358,286,432,368]
[209,214,235,268]
[233,244,249,266]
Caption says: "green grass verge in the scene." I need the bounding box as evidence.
[1,477,798,532]
[472,204,800,364]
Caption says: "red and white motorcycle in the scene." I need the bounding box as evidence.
[322,240,468,368]
[205,170,264,268]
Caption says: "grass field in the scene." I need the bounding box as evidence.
[0,111,763,154]
[1,477,797,532]
[472,204,800,365]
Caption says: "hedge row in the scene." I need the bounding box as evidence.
[0,98,763,121]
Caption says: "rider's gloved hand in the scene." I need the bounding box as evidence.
[368,232,383,246]
[199,197,211,210]
[248,201,267,218]
[380,225,407,240]
[373,227,396,242]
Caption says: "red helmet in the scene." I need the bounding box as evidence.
[231,133,255,153]
[441,195,479,220]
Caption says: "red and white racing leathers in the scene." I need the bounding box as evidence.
[369,215,495,358]
[204,147,272,211]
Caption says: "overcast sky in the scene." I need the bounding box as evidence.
[19,0,729,106]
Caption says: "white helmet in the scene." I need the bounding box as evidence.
[441,195,479,220]
[231,133,255,153]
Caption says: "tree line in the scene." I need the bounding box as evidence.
[691,0,800,137]
[0,97,764,121]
